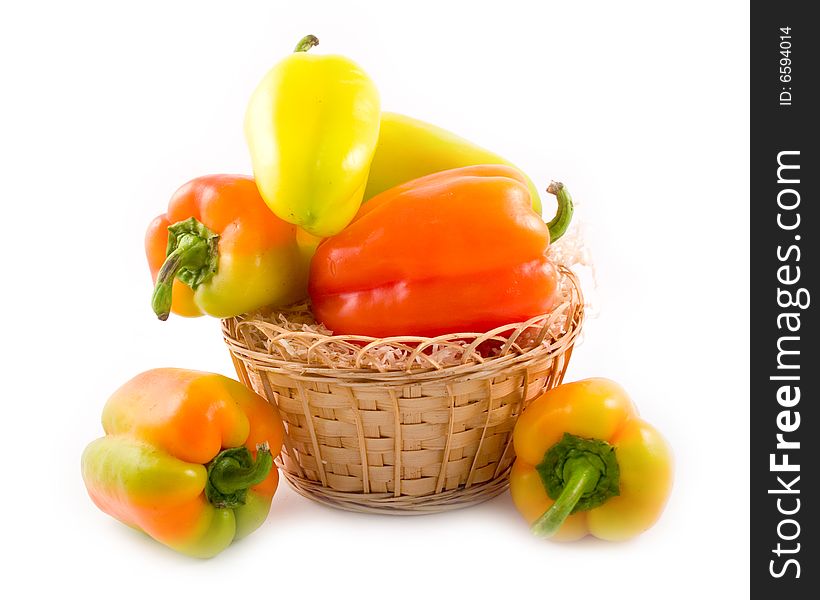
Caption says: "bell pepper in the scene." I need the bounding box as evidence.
[81,369,285,558]
[365,112,542,213]
[145,174,308,320]
[245,34,381,237]
[309,164,573,337]
[510,378,674,541]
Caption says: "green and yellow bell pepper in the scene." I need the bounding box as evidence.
[81,369,285,558]
[146,174,310,320]
[245,35,381,237]
[365,112,542,213]
[511,378,674,541]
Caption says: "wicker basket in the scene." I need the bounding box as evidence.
[222,266,584,514]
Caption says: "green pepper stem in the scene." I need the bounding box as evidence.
[294,35,319,53]
[208,442,273,496]
[151,234,206,320]
[545,181,574,243]
[532,460,599,537]
[150,217,219,321]
[534,433,620,538]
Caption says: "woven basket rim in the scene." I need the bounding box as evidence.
[223,265,583,378]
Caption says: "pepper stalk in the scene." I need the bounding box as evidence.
[545,181,574,243]
[532,433,620,537]
[151,217,219,320]
[205,442,273,509]
[294,34,319,53]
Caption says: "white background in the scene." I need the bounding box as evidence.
[1,1,749,598]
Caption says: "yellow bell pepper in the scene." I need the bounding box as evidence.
[245,35,381,237]
[510,378,674,541]
[364,112,542,214]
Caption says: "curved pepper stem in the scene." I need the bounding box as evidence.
[532,458,600,536]
[206,442,273,509]
[294,34,319,53]
[545,181,574,243]
[533,433,620,538]
[151,217,219,321]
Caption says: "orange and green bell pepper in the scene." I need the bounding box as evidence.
[245,35,381,237]
[81,369,284,558]
[145,174,309,320]
[365,112,542,213]
[511,378,674,541]
[308,164,572,337]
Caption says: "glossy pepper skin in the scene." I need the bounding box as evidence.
[245,35,381,237]
[81,369,285,558]
[365,112,542,213]
[145,174,309,320]
[309,165,573,337]
[510,378,674,541]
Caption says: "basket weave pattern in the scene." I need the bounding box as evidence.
[223,267,584,514]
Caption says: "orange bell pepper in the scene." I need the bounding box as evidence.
[510,378,674,541]
[81,369,284,558]
[145,175,309,320]
[308,165,573,337]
